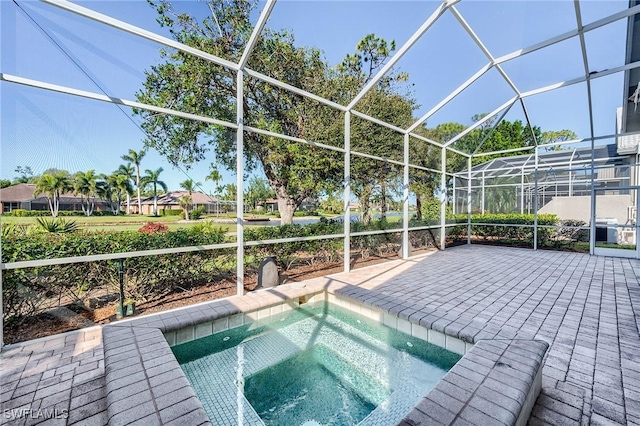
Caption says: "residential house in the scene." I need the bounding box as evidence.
[0,183,110,213]
[131,191,235,215]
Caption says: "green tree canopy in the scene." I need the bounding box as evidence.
[135,0,343,224]
[245,176,275,210]
[142,167,168,216]
[34,171,71,218]
[121,149,146,215]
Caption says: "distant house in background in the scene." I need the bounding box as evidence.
[261,197,318,213]
[0,184,37,213]
[131,191,235,215]
[0,183,110,214]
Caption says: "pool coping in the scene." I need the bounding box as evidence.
[102,276,548,426]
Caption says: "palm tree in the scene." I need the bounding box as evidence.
[34,172,71,217]
[222,183,237,201]
[179,195,193,220]
[205,166,222,196]
[205,166,222,215]
[121,149,146,215]
[179,179,201,218]
[103,173,133,215]
[141,167,167,216]
[116,163,135,214]
[179,178,201,196]
[73,170,101,216]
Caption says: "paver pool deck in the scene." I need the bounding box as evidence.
[1,245,639,425]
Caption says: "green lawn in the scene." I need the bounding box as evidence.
[0,214,265,233]
[1,214,182,225]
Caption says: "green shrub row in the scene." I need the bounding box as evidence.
[2,227,228,324]
[6,209,126,217]
[12,214,569,326]
[450,213,559,244]
[161,208,183,216]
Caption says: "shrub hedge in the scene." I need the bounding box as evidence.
[162,208,183,216]
[6,210,125,217]
[3,213,582,326]
[450,213,558,244]
[1,227,228,324]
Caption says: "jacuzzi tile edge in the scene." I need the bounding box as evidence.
[101,325,210,426]
[398,340,548,426]
[102,282,548,426]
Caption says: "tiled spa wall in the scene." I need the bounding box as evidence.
[163,291,473,357]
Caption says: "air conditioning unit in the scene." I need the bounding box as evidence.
[595,218,618,244]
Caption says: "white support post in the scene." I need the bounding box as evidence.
[403,133,410,259]
[452,176,457,215]
[573,0,597,255]
[238,0,276,69]
[534,145,539,250]
[440,148,446,251]
[520,166,525,214]
[236,71,245,296]
[481,171,485,215]
[467,157,472,245]
[344,112,351,272]
[569,149,576,197]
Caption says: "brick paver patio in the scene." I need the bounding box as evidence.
[1,245,639,425]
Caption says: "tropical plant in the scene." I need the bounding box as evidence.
[179,195,193,220]
[141,167,167,216]
[221,183,237,201]
[1,223,29,238]
[180,178,201,195]
[121,149,146,215]
[205,165,222,196]
[73,170,101,216]
[116,163,136,214]
[103,172,134,215]
[34,171,72,217]
[35,217,79,233]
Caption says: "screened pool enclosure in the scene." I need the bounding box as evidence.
[2,0,640,346]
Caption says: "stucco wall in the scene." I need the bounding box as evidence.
[539,194,634,224]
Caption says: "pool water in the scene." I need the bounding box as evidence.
[173,302,460,426]
[245,344,386,425]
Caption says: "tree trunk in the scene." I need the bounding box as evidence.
[358,185,373,224]
[276,196,296,225]
[126,193,131,214]
[53,192,59,218]
[271,184,299,225]
[380,180,387,221]
[136,169,142,215]
[263,165,303,226]
[48,197,55,218]
[415,192,423,221]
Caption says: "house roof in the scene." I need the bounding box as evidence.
[30,196,111,206]
[0,183,109,205]
[136,191,222,205]
[0,183,36,202]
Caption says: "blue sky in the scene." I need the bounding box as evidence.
[0,0,631,191]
